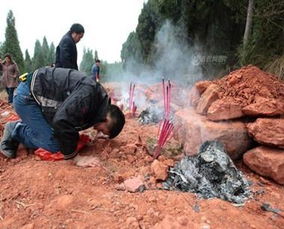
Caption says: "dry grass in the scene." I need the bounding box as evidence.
[264,55,284,80]
[0,90,7,101]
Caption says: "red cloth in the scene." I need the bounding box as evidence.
[34,134,90,161]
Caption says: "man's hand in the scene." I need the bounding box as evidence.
[73,155,101,167]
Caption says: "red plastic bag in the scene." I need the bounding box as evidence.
[34,150,64,161]
[34,134,90,161]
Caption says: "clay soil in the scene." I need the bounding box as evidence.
[0,114,283,229]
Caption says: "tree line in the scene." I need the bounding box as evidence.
[0,11,56,73]
[0,10,109,77]
[121,0,284,78]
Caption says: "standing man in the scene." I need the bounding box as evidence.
[92,59,101,82]
[55,23,85,70]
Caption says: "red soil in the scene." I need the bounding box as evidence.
[0,112,283,228]
[214,65,284,107]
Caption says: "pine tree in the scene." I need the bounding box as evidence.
[79,48,94,74]
[47,42,55,65]
[41,36,49,64]
[32,40,45,69]
[24,49,33,72]
[2,10,24,73]
[94,50,99,61]
[0,42,4,57]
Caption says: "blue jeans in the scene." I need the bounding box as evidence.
[6,87,15,103]
[11,82,60,152]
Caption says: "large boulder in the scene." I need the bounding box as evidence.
[207,98,244,121]
[247,118,284,149]
[196,84,220,114]
[242,97,284,117]
[174,108,251,160]
[187,86,200,108]
[195,80,212,94]
[243,146,284,185]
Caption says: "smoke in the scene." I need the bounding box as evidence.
[152,21,203,85]
[107,20,204,86]
[105,20,207,112]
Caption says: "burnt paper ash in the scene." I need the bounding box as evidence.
[163,141,251,204]
[138,106,164,124]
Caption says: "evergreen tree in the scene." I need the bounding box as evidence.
[2,10,24,73]
[79,48,94,74]
[32,40,45,69]
[24,49,33,73]
[0,42,4,58]
[94,50,99,61]
[41,36,49,64]
[47,42,55,65]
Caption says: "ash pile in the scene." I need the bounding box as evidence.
[138,106,164,124]
[163,141,251,204]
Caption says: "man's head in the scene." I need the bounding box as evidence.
[95,59,101,66]
[70,23,85,43]
[93,104,125,139]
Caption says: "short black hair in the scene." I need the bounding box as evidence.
[96,59,101,63]
[107,104,125,139]
[70,23,85,34]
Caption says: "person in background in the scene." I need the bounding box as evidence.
[55,23,85,70]
[92,59,101,82]
[0,53,19,104]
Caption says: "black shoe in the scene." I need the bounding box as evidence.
[0,121,19,158]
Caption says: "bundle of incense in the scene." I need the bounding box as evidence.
[129,82,136,116]
[153,118,174,158]
[153,79,174,158]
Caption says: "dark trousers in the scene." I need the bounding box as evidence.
[6,87,16,104]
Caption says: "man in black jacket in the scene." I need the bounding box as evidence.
[55,23,84,70]
[0,67,125,159]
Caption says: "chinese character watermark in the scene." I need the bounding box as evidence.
[192,55,227,65]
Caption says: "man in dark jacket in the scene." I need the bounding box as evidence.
[0,67,125,159]
[55,23,85,70]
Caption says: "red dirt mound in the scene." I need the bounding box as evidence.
[214,65,284,107]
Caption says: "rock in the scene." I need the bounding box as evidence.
[74,155,101,167]
[188,86,200,107]
[195,80,213,94]
[243,146,284,185]
[175,108,251,159]
[247,118,284,148]
[242,97,284,117]
[196,84,220,114]
[207,98,244,121]
[20,223,35,229]
[115,183,126,191]
[151,160,169,181]
[123,177,145,193]
[126,217,140,228]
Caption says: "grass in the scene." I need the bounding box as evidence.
[264,55,284,80]
[146,137,183,158]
